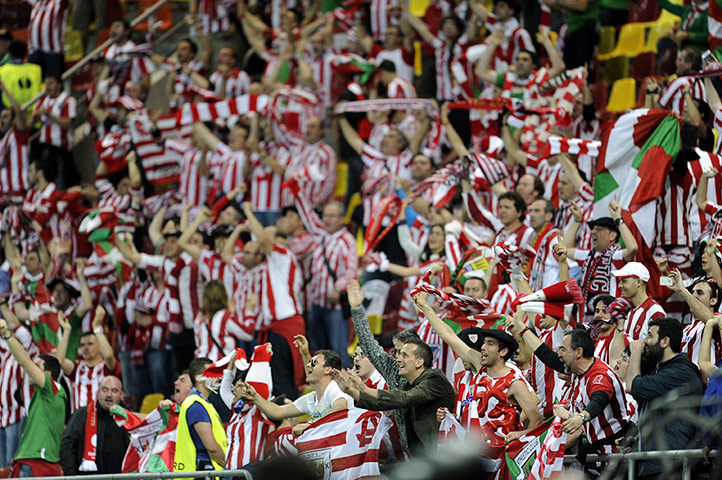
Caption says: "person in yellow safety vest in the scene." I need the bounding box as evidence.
[174,358,227,477]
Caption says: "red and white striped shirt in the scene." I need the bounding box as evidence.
[284,139,337,207]
[563,358,631,453]
[624,297,666,341]
[199,250,238,298]
[361,144,414,226]
[104,41,154,98]
[194,310,254,361]
[555,182,594,251]
[165,139,211,207]
[258,243,302,328]
[531,321,571,417]
[0,325,36,427]
[33,91,76,150]
[210,68,251,99]
[288,231,315,312]
[304,50,336,109]
[249,142,289,212]
[527,158,562,208]
[0,128,29,195]
[681,320,722,366]
[431,36,465,100]
[370,0,399,41]
[198,0,234,34]
[71,360,120,411]
[129,111,182,187]
[138,253,181,334]
[294,190,358,309]
[417,318,456,381]
[368,122,391,151]
[133,281,172,351]
[28,0,68,55]
[212,143,251,202]
[387,76,417,98]
[372,46,414,83]
[174,252,203,331]
[160,58,208,109]
[594,331,631,366]
[485,15,535,72]
[365,370,388,390]
[655,173,699,248]
[659,76,706,115]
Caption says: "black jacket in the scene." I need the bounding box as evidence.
[60,402,130,475]
[356,368,455,454]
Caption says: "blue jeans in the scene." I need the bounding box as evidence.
[254,210,282,227]
[0,418,25,467]
[17,462,33,477]
[308,304,350,368]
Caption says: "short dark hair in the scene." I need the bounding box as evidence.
[441,15,464,36]
[180,37,198,55]
[8,40,27,59]
[464,276,487,291]
[378,60,396,73]
[111,18,131,31]
[592,294,616,307]
[518,49,539,67]
[404,339,433,368]
[534,197,555,217]
[499,191,527,221]
[649,317,683,353]
[43,71,62,84]
[30,155,58,183]
[564,329,594,358]
[188,357,213,386]
[39,354,61,381]
[393,328,421,345]
[498,0,521,14]
[690,278,721,310]
[317,350,342,370]
[681,48,702,72]
[80,330,96,340]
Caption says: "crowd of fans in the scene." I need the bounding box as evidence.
[0,0,722,478]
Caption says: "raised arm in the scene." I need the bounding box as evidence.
[475,30,504,84]
[412,292,482,372]
[337,116,365,155]
[178,207,210,260]
[221,223,247,265]
[609,197,638,262]
[0,79,27,131]
[239,382,303,420]
[75,258,93,319]
[242,202,273,254]
[409,110,431,155]
[0,317,47,387]
[705,77,722,113]
[668,269,714,322]
[538,26,565,78]
[441,103,469,158]
[54,312,77,375]
[501,121,528,167]
[92,306,117,372]
[401,3,435,45]
[699,318,720,378]
[148,206,167,248]
[558,153,584,191]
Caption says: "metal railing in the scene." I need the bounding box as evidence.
[563,448,717,480]
[19,0,176,112]
[28,469,252,480]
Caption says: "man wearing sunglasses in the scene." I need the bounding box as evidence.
[237,349,353,436]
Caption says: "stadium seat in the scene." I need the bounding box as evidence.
[335,161,348,198]
[645,19,675,53]
[599,22,646,60]
[628,0,660,23]
[600,55,630,84]
[139,393,164,414]
[589,81,609,113]
[597,26,616,59]
[606,78,637,113]
[409,0,431,16]
[65,28,84,62]
[631,52,656,82]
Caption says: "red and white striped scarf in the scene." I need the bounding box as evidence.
[175,94,269,125]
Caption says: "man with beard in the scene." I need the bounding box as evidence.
[626,317,706,478]
[518,326,631,453]
[411,292,541,470]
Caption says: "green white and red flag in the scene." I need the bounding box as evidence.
[112,403,180,473]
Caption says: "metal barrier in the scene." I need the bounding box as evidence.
[19,0,177,112]
[27,469,252,480]
[563,448,718,480]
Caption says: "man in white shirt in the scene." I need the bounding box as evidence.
[238,350,352,435]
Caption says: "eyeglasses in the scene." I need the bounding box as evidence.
[310,358,318,367]
[352,352,366,360]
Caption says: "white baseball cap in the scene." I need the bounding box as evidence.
[611,262,650,283]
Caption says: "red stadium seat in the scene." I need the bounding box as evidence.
[589,81,609,113]
[631,52,656,82]
[628,0,660,23]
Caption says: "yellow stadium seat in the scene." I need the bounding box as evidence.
[599,23,646,60]
[409,0,430,16]
[606,78,637,113]
[64,28,84,62]
[597,26,616,59]
[139,393,164,414]
[334,161,348,198]
[645,19,675,53]
[601,55,630,84]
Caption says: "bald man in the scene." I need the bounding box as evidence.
[60,376,130,474]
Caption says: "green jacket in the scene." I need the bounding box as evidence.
[657,0,709,51]
[356,367,455,454]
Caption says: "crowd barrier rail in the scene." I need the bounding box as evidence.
[24,469,252,480]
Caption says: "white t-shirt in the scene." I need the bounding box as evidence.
[292,380,354,418]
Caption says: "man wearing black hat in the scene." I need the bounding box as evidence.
[563,197,638,325]
[413,292,542,472]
